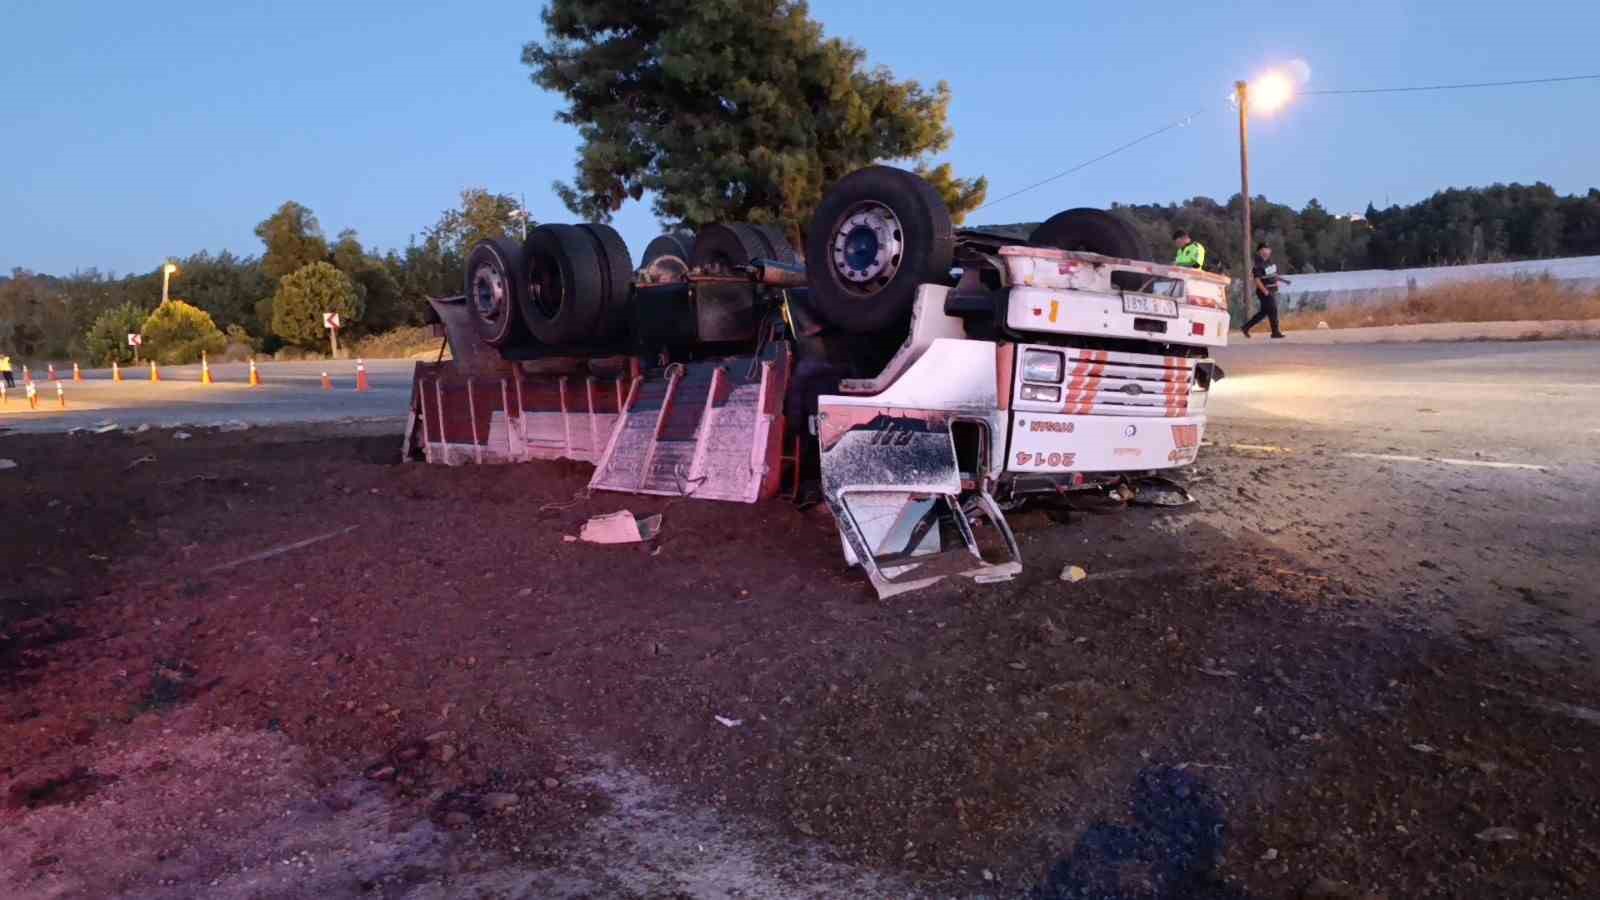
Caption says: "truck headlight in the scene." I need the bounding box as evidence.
[1021,384,1061,402]
[1022,349,1064,383]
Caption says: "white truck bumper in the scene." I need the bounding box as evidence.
[1006,412,1205,474]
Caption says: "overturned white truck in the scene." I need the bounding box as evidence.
[406,166,1229,596]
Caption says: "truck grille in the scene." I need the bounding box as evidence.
[1062,349,1198,417]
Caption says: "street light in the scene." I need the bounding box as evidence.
[1234,70,1295,311]
[161,262,179,304]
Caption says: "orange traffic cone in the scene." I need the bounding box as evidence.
[26,381,38,409]
[321,371,332,391]
[354,358,370,392]
[201,352,214,385]
[73,362,84,382]
[150,360,160,382]
[48,363,58,382]
[113,360,123,382]
[56,381,65,408]
[248,358,262,387]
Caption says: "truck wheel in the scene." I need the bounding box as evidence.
[751,224,801,265]
[690,223,773,273]
[1029,209,1147,261]
[804,166,953,334]
[641,231,694,281]
[464,238,529,346]
[576,223,634,338]
[521,224,606,346]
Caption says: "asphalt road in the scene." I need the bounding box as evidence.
[6,341,1596,460]
[0,359,416,432]
[1203,338,1599,663]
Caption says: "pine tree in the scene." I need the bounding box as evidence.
[523,0,986,233]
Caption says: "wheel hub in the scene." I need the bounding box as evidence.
[831,204,903,289]
[472,264,505,319]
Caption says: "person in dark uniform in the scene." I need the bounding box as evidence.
[1242,243,1291,338]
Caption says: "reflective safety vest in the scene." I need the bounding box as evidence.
[0,356,11,373]
[1174,241,1206,269]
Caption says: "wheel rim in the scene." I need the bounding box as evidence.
[471,263,505,321]
[830,202,903,293]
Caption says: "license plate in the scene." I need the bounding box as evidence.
[1122,294,1178,318]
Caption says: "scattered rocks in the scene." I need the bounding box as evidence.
[1059,565,1088,583]
[365,765,396,782]
[1474,826,1520,843]
[542,777,559,790]
[173,431,192,441]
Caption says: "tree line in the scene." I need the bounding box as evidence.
[1106,181,1600,276]
[0,189,526,364]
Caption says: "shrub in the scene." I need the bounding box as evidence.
[84,302,151,365]
[271,261,362,349]
[140,300,228,365]
[348,325,447,360]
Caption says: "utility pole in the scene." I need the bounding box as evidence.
[1235,80,1252,315]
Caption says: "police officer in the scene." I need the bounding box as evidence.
[1172,229,1205,269]
[0,353,14,389]
[1242,242,1291,338]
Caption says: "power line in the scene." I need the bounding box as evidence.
[974,73,1599,213]
[972,109,1206,214]
[1305,73,1600,95]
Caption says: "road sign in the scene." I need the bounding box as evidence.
[323,312,342,330]
[127,333,143,347]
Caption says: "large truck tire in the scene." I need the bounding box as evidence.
[576,223,634,338]
[751,224,800,265]
[521,224,606,346]
[640,231,694,281]
[690,223,775,273]
[804,166,954,335]
[642,231,694,268]
[1029,209,1148,261]
[464,238,529,347]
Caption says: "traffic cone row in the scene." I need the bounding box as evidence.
[5,357,373,410]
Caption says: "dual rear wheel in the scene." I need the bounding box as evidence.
[469,169,1149,346]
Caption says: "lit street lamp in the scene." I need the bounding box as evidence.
[161,262,179,304]
[1234,71,1295,308]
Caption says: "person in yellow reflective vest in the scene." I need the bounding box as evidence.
[0,353,14,389]
[1172,229,1206,269]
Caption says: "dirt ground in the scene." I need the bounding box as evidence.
[2,423,1598,899]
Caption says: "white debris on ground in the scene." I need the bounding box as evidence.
[579,511,663,544]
